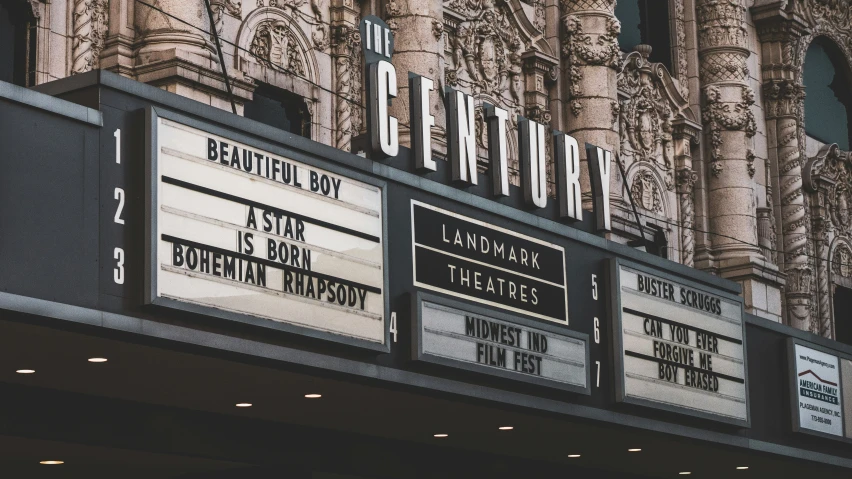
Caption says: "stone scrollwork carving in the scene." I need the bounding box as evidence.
[250,21,308,76]
[701,84,756,173]
[631,170,663,213]
[333,24,361,151]
[445,1,526,99]
[834,243,852,279]
[561,12,621,115]
[72,0,109,75]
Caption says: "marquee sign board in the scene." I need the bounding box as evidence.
[411,200,568,323]
[788,339,850,441]
[145,111,387,349]
[608,259,749,426]
[412,293,589,393]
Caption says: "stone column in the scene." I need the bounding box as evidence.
[385,0,445,151]
[753,5,811,329]
[559,0,620,197]
[331,0,361,152]
[71,0,109,75]
[696,0,761,260]
[674,121,700,267]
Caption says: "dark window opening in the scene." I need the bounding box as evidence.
[834,285,852,345]
[615,0,672,72]
[0,0,38,87]
[244,83,312,138]
[803,39,852,150]
[647,223,668,260]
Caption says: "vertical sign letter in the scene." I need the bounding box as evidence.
[368,60,399,158]
[555,132,582,221]
[486,104,509,197]
[446,89,477,185]
[587,144,612,231]
[519,117,547,208]
[410,75,436,171]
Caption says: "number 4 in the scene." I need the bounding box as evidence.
[389,312,397,343]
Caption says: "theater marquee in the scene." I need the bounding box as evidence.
[411,201,568,323]
[145,111,387,348]
[608,259,749,426]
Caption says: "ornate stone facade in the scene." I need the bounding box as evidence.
[20,0,852,338]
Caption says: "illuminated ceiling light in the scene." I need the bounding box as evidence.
[433,433,448,438]
[498,426,513,430]
[39,461,64,465]
[567,454,581,458]
[628,448,642,452]
[16,369,35,374]
[736,467,749,470]
[304,394,322,398]
[235,403,252,408]
[87,358,108,363]
[679,472,691,475]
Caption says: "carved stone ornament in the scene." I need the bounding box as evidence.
[702,84,757,171]
[631,170,663,213]
[71,0,109,75]
[834,243,852,279]
[804,144,852,235]
[618,49,700,191]
[444,0,527,101]
[250,21,307,76]
[561,12,621,115]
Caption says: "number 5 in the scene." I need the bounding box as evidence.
[114,247,125,284]
[592,274,598,300]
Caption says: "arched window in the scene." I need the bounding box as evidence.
[615,0,672,71]
[803,39,852,150]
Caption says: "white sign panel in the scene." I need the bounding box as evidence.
[417,299,587,391]
[148,117,385,344]
[793,344,843,437]
[612,262,748,425]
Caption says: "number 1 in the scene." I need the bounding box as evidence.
[114,129,121,164]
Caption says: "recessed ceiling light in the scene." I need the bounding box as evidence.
[304,393,322,398]
[16,369,35,374]
[87,357,107,363]
[433,433,448,438]
[628,448,642,452]
[235,403,252,408]
[498,426,513,430]
[39,461,64,465]
[679,472,691,475]
[736,467,749,470]
[568,454,581,458]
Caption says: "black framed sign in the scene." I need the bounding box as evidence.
[144,107,389,350]
[412,292,589,393]
[608,258,750,426]
[410,200,568,323]
[787,338,852,442]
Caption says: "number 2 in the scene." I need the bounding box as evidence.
[114,187,125,224]
[114,247,125,284]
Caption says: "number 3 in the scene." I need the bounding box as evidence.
[114,248,125,284]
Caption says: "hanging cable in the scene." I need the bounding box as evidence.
[201,0,238,114]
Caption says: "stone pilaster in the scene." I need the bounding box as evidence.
[753,5,812,329]
[560,0,620,199]
[385,0,445,151]
[674,121,700,267]
[134,0,253,112]
[698,0,784,320]
[331,0,361,152]
[71,0,109,75]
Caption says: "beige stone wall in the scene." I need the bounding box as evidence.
[23,0,852,339]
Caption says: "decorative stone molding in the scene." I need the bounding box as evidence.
[560,12,620,115]
[631,170,664,213]
[673,0,689,97]
[72,0,109,74]
[677,166,699,266]
[701,85,756,172]
[332,24,360,151]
